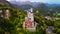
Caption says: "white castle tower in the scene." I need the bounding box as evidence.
[27,8,34,22]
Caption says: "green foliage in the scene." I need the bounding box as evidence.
[0,7,26,34]
[56,29,60,34]
[54,21,60,28]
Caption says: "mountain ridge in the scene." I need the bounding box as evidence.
[8,1,60,9]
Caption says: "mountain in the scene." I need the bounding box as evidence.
[9,1,60,7]
[9,1,40,7]
[0,0,19,10]
[46,3,60,7]
[8,1,45,10]
[0,0,11,7]
[8,1,60,11]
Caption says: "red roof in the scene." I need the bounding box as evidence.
[23,21,33,27]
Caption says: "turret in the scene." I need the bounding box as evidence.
[27,8,34,22]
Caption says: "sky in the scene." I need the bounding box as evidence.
[7,0,60,4]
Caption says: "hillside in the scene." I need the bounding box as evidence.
[0,0,10,7]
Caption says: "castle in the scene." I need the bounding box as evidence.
[23,8,38,32]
